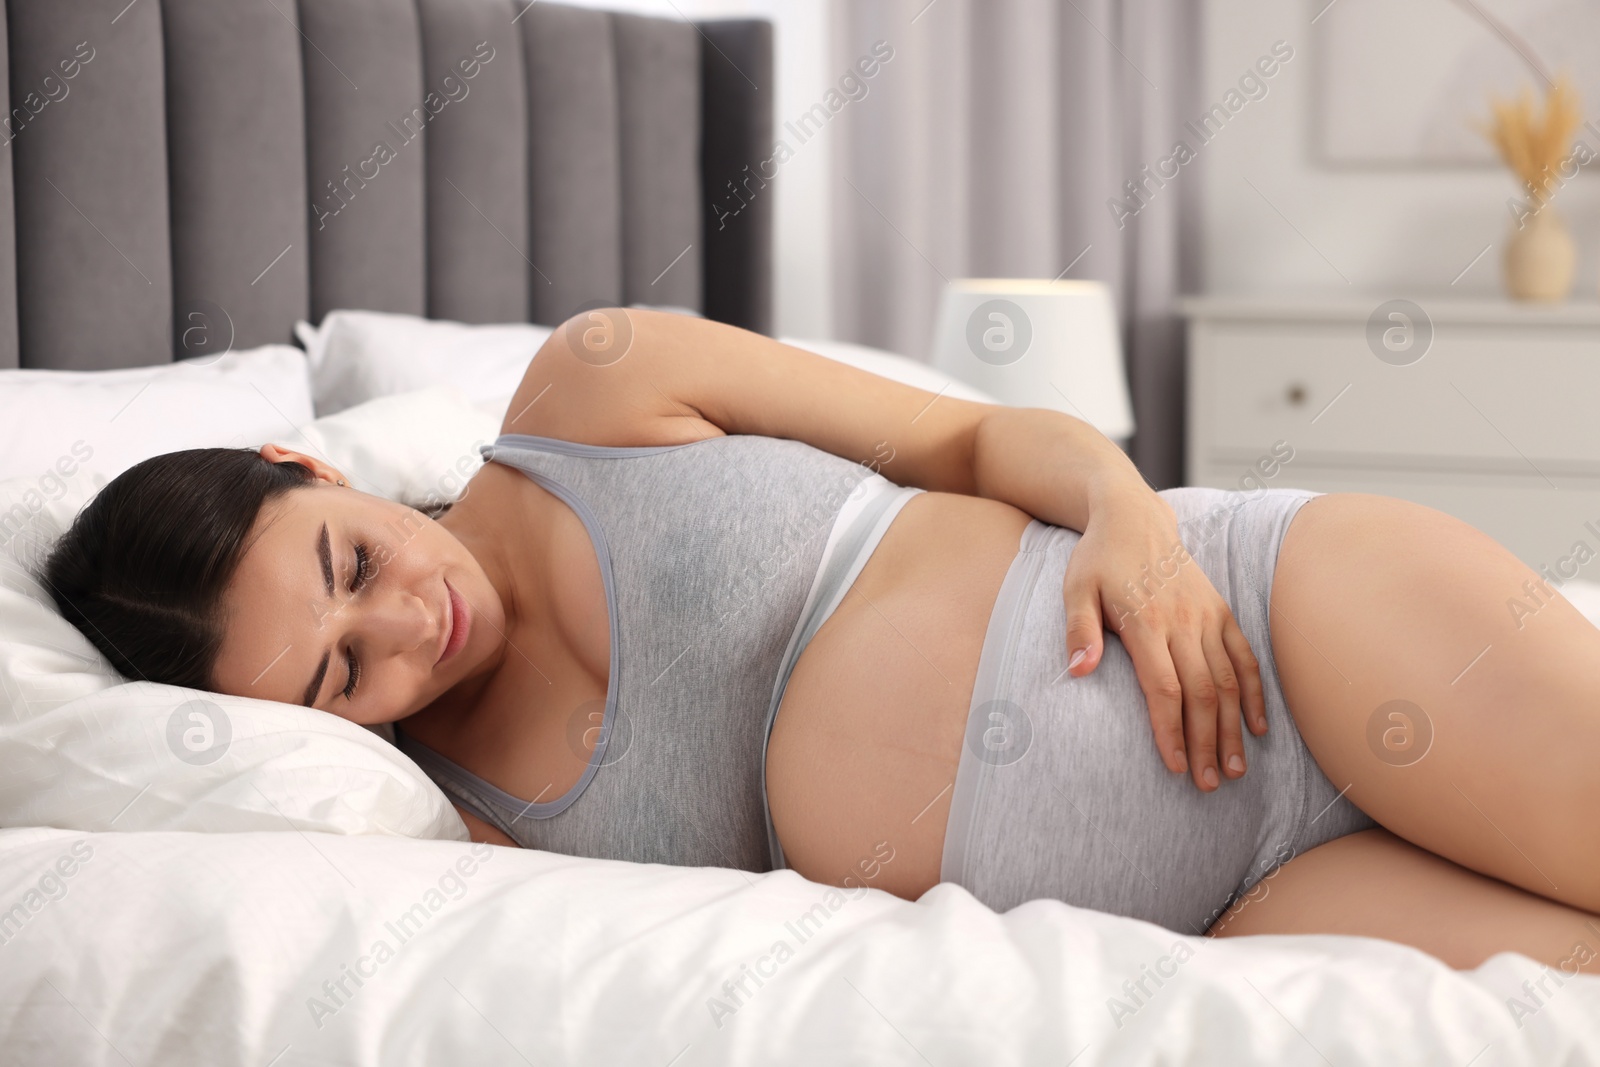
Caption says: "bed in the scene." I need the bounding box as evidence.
[3,1,1600,1063]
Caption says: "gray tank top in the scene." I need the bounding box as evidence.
[394,431,923,873]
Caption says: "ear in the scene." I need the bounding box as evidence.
[258,443,349,486]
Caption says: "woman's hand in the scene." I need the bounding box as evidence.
[1060,489,1268,792]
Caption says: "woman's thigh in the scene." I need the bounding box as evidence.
[1208,826,1600,973]
[1270,492,1600,913]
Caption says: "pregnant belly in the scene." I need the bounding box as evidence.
[765,490,1037,900]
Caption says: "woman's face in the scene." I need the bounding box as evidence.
[211,444,507,725]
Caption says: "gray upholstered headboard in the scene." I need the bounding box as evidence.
[0,0,773,372]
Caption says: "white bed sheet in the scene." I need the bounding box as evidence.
[1,826,1597,1065]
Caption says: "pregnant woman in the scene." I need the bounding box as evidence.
[46,309,1600,971]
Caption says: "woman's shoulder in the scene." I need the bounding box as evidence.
[499,329,727,450]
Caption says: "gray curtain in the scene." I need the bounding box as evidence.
[829,0,1202,489]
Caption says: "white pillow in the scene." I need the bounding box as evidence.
[0,345,314,485]
[296,308,1001,423]
[0,389,502,841]
[1563,578,1600,627]
[296,309,553,420]
[298,384,500,510]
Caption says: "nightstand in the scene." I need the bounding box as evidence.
[1181,295,1600,578]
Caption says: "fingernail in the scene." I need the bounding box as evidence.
[1202,766,1218,788]
[1175,750,1188,773]
[1068,648,1086,670]
[1227,755,1244,774]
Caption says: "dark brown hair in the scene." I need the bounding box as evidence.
[42,447,316,690]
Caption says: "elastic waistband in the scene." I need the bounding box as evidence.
[940,518,1057,884]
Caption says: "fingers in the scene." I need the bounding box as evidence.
[1221,618,1268,736]
[1059,527,1266,792]
[1119,626,1189,776]
[1061,573,1104,677]
[1201,627,1247,781]
[1166,631,1222,791]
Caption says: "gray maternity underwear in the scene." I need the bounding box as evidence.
[939,486,1379,935]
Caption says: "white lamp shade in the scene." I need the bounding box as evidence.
[929,278,1136,441]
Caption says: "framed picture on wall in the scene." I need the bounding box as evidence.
[1313,0,1600,167]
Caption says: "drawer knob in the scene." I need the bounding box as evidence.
[1286,383,1308,406]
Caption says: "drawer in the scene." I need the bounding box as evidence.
[1190,460,1600,578]
[1192,319,1600,472]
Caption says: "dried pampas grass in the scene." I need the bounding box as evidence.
[1476,75,1584,205]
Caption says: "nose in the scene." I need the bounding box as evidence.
[362,583,441,659]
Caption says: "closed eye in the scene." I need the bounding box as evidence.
[342,541,373,700]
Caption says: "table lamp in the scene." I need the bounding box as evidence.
[929,278,1135,447]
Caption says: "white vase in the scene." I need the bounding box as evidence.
[1504,204,1576,302]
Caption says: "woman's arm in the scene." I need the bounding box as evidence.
[510,308,1266,790]
[506,307,1145,512]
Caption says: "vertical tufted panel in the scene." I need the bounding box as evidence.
[698,19,773,335]
[612,13,701,314]
[298,0,427,323]
[520,3,621,325]
[417,0,530,325]
[0,9,15,368]
[0,1,773,369]
[9,0,172,369]
[162,0,309,358]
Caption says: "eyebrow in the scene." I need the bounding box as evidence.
[300,521,336,708]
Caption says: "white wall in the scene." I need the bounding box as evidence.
[1200,0,1600,299]
[553,0,834,338]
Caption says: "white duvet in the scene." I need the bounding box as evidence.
[2,825,1598,1065]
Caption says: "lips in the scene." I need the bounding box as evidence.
[436,579,456,665]
[437,577,470,666]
